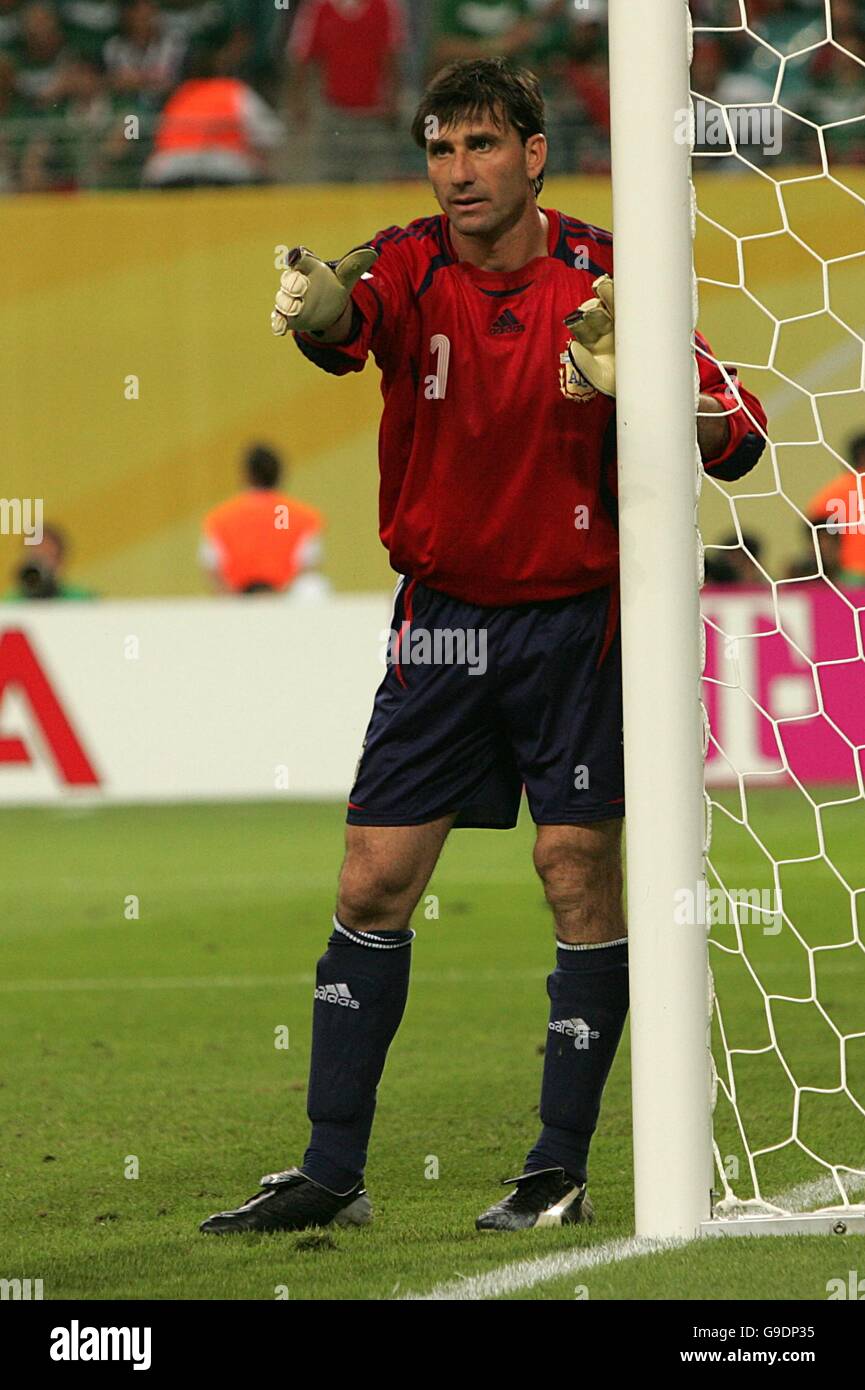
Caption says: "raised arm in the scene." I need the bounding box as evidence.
[272,228,413,376]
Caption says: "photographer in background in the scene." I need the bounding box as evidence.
[5,523,98,600]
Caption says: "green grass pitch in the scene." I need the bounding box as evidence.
[1,791,863,1301]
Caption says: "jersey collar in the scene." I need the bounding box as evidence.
[442,207,560,289]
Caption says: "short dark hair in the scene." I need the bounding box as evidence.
[245,445,282,489]
[411,58,547,198]
[848,433,865,465]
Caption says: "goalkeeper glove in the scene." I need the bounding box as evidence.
[271,245,378,338]
[564,274,616,397]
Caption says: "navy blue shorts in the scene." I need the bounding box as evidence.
[347,578,625,829]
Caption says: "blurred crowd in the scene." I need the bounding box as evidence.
[0,0,863,193]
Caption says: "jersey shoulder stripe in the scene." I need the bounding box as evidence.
[392,216,448,248]
[551,216,611,277]
[370,215,454,299]
[372,216,442,246]
[560,214,614,245]
[407,214,444,237]
[356,216,453,306]
[371,225,407,251]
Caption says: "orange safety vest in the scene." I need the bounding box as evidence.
[154,78,252,157]
[203,491,324,593]
[807,472,865,576]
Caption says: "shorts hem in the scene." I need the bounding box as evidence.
[452,816,519,831]
[346,807,457,828]
[531,805,625,825]
[346,808,519,830]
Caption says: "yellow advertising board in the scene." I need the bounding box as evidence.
[2,171,863,597]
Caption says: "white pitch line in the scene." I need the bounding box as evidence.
[711,1173,865,1221]
[0,974,315,994]
[762,1174,865,1214]
[0,967,547,994]
[401,1235,687,1301]
[404,1174,865,1301]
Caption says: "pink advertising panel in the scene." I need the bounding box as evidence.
[702,583,865,786]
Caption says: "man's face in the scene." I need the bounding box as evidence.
[425,111,545,240]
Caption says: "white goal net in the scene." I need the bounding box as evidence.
[689,0,865,1229]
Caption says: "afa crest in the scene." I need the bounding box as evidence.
[559,341,598,402]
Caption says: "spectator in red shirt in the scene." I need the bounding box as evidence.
[287,0,407,182]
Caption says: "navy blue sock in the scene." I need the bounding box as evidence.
[302,917,413,1193]
[524,938,629,1183]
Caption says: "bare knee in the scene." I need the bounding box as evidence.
[533,823,624,941]
[534,828,616,895]
[335,820,452,933]
[337,852,420,930]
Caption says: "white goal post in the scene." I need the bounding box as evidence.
[608,0,713,1240]
[609,0,865,1239]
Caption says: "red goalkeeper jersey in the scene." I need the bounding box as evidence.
[294,208,767,606]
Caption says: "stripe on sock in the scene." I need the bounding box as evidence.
[333,915,415,950]
[556,936,628,951]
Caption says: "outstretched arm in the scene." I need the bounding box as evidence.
[271,246,377,340]
[273,229,411,377]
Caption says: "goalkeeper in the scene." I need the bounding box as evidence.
[201,58,767,1237]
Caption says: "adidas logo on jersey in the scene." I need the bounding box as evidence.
[489,309,525,336]
[314,982,360,1009]
[549,1017,600,1039]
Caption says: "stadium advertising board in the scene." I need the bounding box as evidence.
[1,586,862,803]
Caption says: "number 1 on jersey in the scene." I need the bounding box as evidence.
[425,334,450,400]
